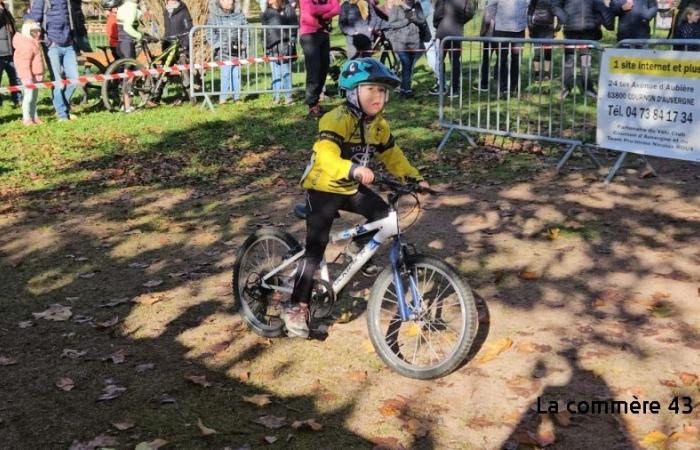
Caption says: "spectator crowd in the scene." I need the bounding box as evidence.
[0,0,699,124]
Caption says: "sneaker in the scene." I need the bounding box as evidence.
[123,106,136,113]
[472,83,488,93]
[33,117,43,125]
[584,88,597,99]
[22,119,35,126]
[428,85,446,96]
[284,97,294,105]
[280,302,310,338]
[218,98,228,105]
[308,103,323,118]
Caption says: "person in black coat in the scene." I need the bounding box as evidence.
[163,0,193,52]
[528,0,558,81]
[553,0,613,98]
[0,0,20,106]
[262,0,298,103]
[431,0,475,96]
[610,0,658,41]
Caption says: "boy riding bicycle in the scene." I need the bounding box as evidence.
[282,57,430,338]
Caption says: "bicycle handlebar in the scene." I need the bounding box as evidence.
[355,172,438,196]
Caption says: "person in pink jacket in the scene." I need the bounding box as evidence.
[299,0,340,117]
[12,21,44,125]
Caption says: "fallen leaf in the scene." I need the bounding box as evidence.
[336,311,353,323]
[379,397,409,417]
[239,371,250,382]
[670,425,699,442]
[243,394,271,407]
[18,321,34,328]
[33,304,72,321]
[205,340,231,356]
[111,420,135,431]
[678,372,697,386]
[197,418,217,436]
[467,416,497,428]
[61,349,87,359]
[69,434,119,450]
[93,316,120,328]
[361,340,375,353]
[129,262,150,269]
[78,272,96,279]
[291,418,323,431]
[56,377,75,391]
[97,383,126,401]
[134,439,168,450]
[519,270,539,280]
[640,430,668,447]
[157,393,176,404]
[185,374,212,388]
[658,379,678,387]
[516,341,537,353]
[105,349,127,364]
[477,337,513,364]
[135,363,155,373]
[370,436,407,450]
[263,436,278,444]
[252,415,287,429]
[648,301,674,318]
[72,314,93,324]
[546,228,560,240]
[401,418,430,438]
[131,293,167,306]
[98,297,130,308]
[0,356,18,366]
[347,370,368,382]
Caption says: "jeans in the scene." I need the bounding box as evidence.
[219,65,241,101]
[397,51,419,93]
[300,32,330,106]
[46,45,79,119]
[270,61,292,101]
[22,85,38,121]
[0,55,21,104]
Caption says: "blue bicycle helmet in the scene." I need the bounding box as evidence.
[339,58,400,91]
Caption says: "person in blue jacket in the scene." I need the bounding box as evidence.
[25,0,89,120]
[610,0,658,41]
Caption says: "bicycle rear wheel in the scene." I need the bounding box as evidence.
[367,255,477,379]
[232,228,302,337]
[101,58,152,111]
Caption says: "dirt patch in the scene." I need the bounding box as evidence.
[1,156,699,449]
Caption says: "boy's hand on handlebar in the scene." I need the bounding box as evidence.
[353,167,375,185]
[418,180,431,192]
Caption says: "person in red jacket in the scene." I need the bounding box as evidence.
[12,21,44,125]
[102,0,122,59]
[299,0,340,117]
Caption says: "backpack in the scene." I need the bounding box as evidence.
[529,0,553,28]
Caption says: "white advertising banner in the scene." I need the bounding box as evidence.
[596,48,700,162]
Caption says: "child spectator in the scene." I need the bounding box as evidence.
[12,21,44,125]
[282,58,429,338]
[0,0,20,107]
[385,0,425,97]
[299,0,340,117]
[528,0,558,81]
[262,0,298,104]
[676,2,700,49]
[610,0,658,41]
[102,0,121,59]
[208,0,248,104]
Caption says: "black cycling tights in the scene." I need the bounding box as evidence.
[291,186,389,304]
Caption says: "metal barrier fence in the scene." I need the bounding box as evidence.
[188,24,303,110]
[602,38,700,183]
[437,37,605,171]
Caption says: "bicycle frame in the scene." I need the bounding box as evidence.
[260,207,422,321]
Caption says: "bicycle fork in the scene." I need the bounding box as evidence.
[390,238,421,321]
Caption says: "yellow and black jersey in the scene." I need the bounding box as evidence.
[301,105,423,195]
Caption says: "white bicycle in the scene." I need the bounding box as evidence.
[232,175,478,379]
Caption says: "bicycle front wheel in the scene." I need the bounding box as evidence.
[367,255,477,379]
[101,58,152,111]
[232,228,302,338]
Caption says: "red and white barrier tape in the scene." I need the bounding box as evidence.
[0,55,292,94]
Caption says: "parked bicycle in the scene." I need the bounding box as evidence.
[327,28,401,95]
[232,174,478,379]
[101,32,192,111]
